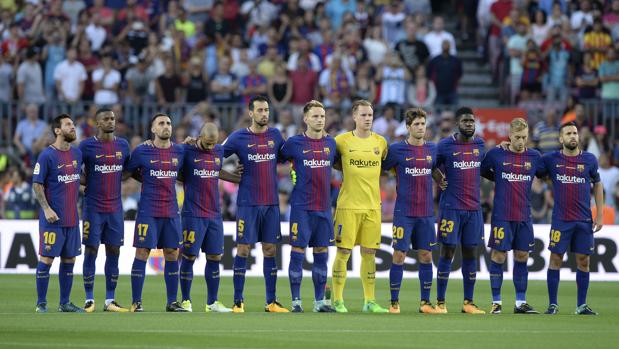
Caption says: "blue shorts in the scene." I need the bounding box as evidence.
[133,215,182,249]
[289,208,334,248]
[548,219,594,255]
[392,216,437,252]
[181,216,224,255]
[437,209,484,247]
[39,224,82,258]
[236,205,281,244]
[82,210,124,247]
[488,220,534,252]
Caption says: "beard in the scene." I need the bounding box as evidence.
[564,142,578,151]
[63,132,76,142]
[459,128,474,138]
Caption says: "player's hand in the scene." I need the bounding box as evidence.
[439,178,447,190]
[593,216,603,232]
[141,139,154,147]
[233,162,244,176]
[43,208,59,223]
[183,136,197,145]
[497,141,510,150]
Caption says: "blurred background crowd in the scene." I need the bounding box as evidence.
[1,0,619,225]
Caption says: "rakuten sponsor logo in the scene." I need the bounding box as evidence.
[556,174,586,184]
[404,167,432,176]
[94,164,123,174]
[57,173,80,183]
[453,161,481,170]
[193,169,219,178]
[248,153,276,162]
[150,169,178,178]
[501,172,531,182]
[303,159,331,168]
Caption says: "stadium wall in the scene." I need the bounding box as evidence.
[1,220,618,281]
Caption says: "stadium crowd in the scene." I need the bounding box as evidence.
[0,0,619,224]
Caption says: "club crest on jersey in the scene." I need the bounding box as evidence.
[215,158,221,165]
[373,147,379,155]
[116,151,122,159]
[473,149,480,156]
[324,147,330,155]
[577,164,584,172]
[268,140,275,148]
[172,158,178,166]
[524,162,531,170]
[426,155,432,163]
[72,160,78,168]
[45,245,51,251]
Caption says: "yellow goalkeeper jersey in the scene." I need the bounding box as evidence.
[335,131,388,210]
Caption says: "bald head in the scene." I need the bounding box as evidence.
[199,122,219,150]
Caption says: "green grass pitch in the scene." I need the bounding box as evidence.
[1,275,618,348]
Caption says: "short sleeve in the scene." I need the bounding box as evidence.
[222,134,236,158]
[32,151,49,184]
[279,138,293,161]
[126,146,142,174]
[480,148,495,177]
[436,140,445,167]
[589,155,601,183]
[381,144,397,171]
[535,154,548,178]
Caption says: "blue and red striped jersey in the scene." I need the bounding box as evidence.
[79,136,131,213]
[126,143,184,218]
[280,133,336,211]
[223,127,284,206]
[481,147,542,221]
[537,150,600,221]
[32,145,82,227]
[382,141,437,217]
[436,135,485,210]
[181,143,223,218]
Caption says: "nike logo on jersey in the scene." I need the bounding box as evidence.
[96,154,105,158]
[452,152,461,156]
[529,243,535,247]
[429,242,437,246]
[150,160,159,164]
[247,144,256,148]
[303,150,312,154]
[555,164,564,168]
[405,157,414,161]
[329,239,335,243]
[502,162,511,166]
[194,159,201,163]
[57,164,65,169]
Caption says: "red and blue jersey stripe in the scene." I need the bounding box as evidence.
[181,143,223,218]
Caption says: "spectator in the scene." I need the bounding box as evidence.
[258,45,280,78]
[205,1,230,45]
[89,0,115,28]
[16,48,45,105]
[92,54,121,106]
[175,8,196,38]
[395,21,430,74]
[531,9,551,47]
[1,23,28,61]
[575,52,599,100]
[532,108,561,153]
[77,39,100,101]
[544,35,570,107]
[13,104,47,158]
[363,25,389,67]
[184,56,208,104]
[583,17,612,70]
[372,103,400,136]
[427,40,462,106]
[488,0,513,77]
[155,58,183,106]
[376,53,410,106]
[570,0,593,33]
[408,64,436,109]
[240,61,268,106]
[520,39,544,101]
[85,15,107,52]
[126,58,155,104]
[53,48,87,103]
[423,16,456,58]
[540,25,573,56]
[599,48,619,115]
[268,63,293,111]
[598,153,619,207]
[381,1,406,47]
[241,0,279,28]
[604,0,619,40]
[0,54,13,103]
[325,0,356,30]
[507,21,529,104]
[353,62,376,103]
[318,55,354,108]
[3,167,36,219]
[275,108,298,139]
[547,1,569,28]
[210,56,239,105]
[288,38,321,72]
[42,31,66,101]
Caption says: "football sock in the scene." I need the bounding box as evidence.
[289,251,304,301]
[547,268,560,305]
[164,259,179,304]
[360,253,376,302]
[104,253,120,301]
[205,259,220,305]
[312,252,328,301]
[389,263,403,302]
[179,256,195,301]
[83,252,96,301]
[513,260,528,303]
[263,256,278,304]
[131,258,146,303]
[36,261,51,304]
[576,269,590,307]
[436,257,452,301]
[489,260,503,303]
[59,262,75,305]
[419,262,433,302]
[332,251,350,302]
[462,258,476,301]
[233,255,247,303]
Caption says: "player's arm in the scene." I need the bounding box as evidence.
[220,169,241,183]
[33,183,59,223]
[480,151,495,181]
[593,181,604,232]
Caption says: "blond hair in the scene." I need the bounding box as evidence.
[351,99,373,114]
[510,117,528,133]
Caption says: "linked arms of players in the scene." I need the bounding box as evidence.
[432,169,448,190]
[593,181,604,232]
[33,183,59,223]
